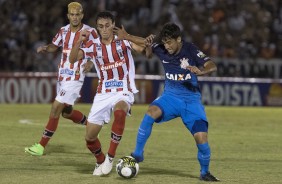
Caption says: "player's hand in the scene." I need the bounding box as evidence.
[145,34,155,46]
[37,45,48,53]
[113,25,128,40]
[83,60,93,73]
[187,66,203,75]
[79,29,90,42]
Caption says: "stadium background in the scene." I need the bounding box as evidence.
[1,0,282,105]
[1,1,282,183]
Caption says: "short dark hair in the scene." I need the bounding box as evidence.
[159,23,181,42]
[96,11,115,23]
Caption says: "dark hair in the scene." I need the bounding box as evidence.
[96,11,115,23]
[159,23,181,42]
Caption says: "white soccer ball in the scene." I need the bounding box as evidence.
[116,156,139,179]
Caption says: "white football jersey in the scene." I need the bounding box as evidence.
[52,24,98,82]
[82,37,138,94]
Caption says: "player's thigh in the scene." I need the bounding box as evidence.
[55,81,83,105]
[88,92,134,125]
[113,92,134,113]
[181,102,208,134]
[88,94,113,125]
[151,94,182,123]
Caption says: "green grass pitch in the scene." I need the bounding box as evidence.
[0,104,281,184]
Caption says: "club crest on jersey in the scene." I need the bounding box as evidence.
[96,43,102,51]
[95,55,103,59]
[180,58,189,69]
[62,29,68,35]
[117,49,124,58]
[166,73,191,80]
[197,50,206,58]
[116,40,122,46]
[105,79,123,88]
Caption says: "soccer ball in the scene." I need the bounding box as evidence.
[116,156,139,179]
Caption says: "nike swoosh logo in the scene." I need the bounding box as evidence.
[162,60,169,64]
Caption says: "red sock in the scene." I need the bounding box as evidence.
[86,139,105,164]
[108,110,126,157]
[65,110,87,125]
[39,117,59,147]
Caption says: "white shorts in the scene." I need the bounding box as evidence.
[87,92,135,125]
[55,81,83,105]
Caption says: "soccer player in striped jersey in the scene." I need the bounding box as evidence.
[116,23,220,181]
[25,2,99,156]
[69,11,145,176]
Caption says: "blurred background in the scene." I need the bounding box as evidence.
[1,0,282,78]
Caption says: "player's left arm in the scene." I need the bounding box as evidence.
[187,60,217,76]
[83,59,94,73]
[114,25,146,47]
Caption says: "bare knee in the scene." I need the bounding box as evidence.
[146,105,162,119]
[50,101,65,118]
[194,132,208,144]
[61,105,73,118]
[85,124,102,142]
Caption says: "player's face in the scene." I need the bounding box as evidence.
[162,37,182,55]
[67,8,83,27]
[97,18,114,40]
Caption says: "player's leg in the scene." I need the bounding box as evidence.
[131,105,162,162]
[131,94,182,162]
[194,131,219,181]
[102,100,128,175]
[25,81,84,156]
[107,100,128,158]
[25,100,65,156]
[86,93,112,176]
[182,101,219,181]
[61,105,87,125]
[85,122,105,176]
[132,94,179,162]
[61,81,87,125]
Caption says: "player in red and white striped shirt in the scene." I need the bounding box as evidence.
[70,11,146,176]
[25,2,98,156]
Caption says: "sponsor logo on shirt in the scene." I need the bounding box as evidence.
[166,73,191,80]
[101,60,125,71]
[60,68,74,75]
[105,79,123,88]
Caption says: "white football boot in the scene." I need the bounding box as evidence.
[101,154,114,175]
[93,163,104,176]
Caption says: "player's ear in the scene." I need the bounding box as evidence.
[177,36,181,43]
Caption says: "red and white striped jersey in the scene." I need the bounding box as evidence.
[52,24,98,82]
[82,37,138,94]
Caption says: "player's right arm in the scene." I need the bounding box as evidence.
[37,44,58,53]
[144,34,155,58]
[69,29,89,63]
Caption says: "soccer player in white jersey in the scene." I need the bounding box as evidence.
[69,11,146,176]
[25,2,99,156]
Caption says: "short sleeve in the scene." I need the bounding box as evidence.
[52,28,63,47]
